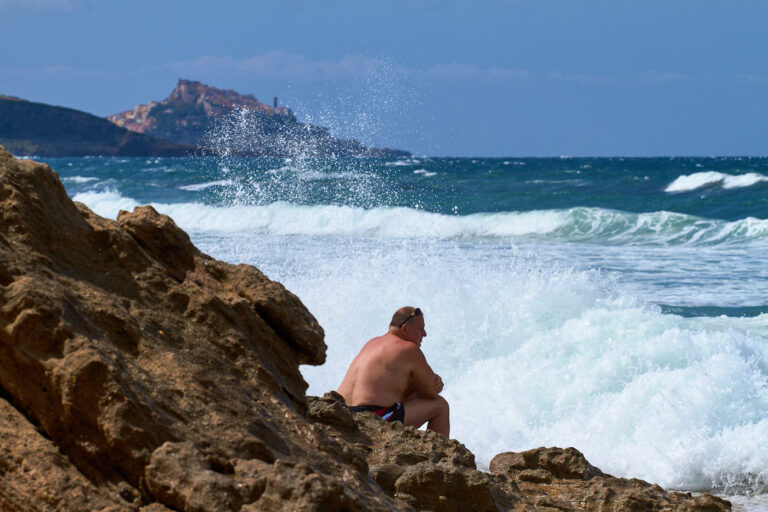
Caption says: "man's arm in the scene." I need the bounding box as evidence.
[434,374,443,393]
[405,374,442,401]
[405,345,439,400]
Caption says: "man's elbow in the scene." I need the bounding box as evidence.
[420,388,438,400]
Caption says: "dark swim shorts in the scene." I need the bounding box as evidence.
[348,402,405,423]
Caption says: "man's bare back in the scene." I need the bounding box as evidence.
[337,307,450,436]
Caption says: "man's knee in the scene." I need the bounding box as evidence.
[435,395,449,414]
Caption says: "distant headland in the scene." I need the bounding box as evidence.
[0,80,410,158]
[0,95,193,157]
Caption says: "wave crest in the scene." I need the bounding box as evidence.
[71,190,768,245]
[665,171,768,193]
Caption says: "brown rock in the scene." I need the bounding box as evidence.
[0,395,128,511]
[310,392,731,512]
[0,147,403,511]
[309,392,527,512]
[489,447,604,481]
[491,447,731,512]
[393,461,520,512]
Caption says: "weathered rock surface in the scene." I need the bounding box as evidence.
[309,392,731,511]
[0,147,731,511]
[490,447,731,512]
[0,146,402,511]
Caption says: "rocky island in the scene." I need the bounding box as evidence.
[0,95,193,157]
[0,146,729,511]
[0,81,409,158]
[108,79,410,158]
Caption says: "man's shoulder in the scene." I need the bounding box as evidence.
[388,338,424,361]
[372,334,420,355]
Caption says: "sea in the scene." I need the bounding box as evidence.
[41,153,768,510]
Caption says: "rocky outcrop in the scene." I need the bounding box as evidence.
[0,148,730,511]
[0,96,194,157]
[109,101,159,135]
[107,79,411,157]
[490,448,729,511]
[0,146,401,511]
[107,80,290,147]
[308,393,731,512]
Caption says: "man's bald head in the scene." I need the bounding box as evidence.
[390,306,422,329]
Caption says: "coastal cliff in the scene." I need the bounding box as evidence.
[0,95,193,157]
[0,147,729,511]
[108,79,410,157]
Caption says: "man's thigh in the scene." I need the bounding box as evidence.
[403,396,447,428]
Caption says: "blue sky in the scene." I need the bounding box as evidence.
[1,0,767,156]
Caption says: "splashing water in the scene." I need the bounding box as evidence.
[57,155,768,505]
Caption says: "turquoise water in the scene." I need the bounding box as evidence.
[44,154,768,501]
[54,155,768,220]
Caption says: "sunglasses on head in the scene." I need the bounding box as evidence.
[398,308,422,328]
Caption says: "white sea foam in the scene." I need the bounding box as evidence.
[413,169,437,177]
[665,171,768,193]
[445,308,768,490]
[192,231,768,494]
[526,179,584,185]
[71,190,768,245]
[72,189,139,217]
[386,158,422,167]
[69,187,768,496]
[729,494,768,512]
[265,165,356,180]
[179,179,235,191]
[63,176,99,184]
[722,172,768,189]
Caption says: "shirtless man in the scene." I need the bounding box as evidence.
[337,306,450,436]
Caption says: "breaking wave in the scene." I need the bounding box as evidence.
[239,228,768,494]
[62,176,99,184]
[179,179,235,191]
[72,189,768,246]
[665,171,768,193]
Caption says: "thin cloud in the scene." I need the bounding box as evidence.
[636,70,691,84]
[489,67,529,79]
[0,0,83,11]
[427,65,692,85]
[167,51,409,81]
[546,71,618,84]
[42,65,108,78]
[427,63,481,78]
[428,64,618,84]
[168,52,696,90]
[426,63,528,80]
[5,65,109,79]
[734,74,768,85]
[545,69,696,86]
